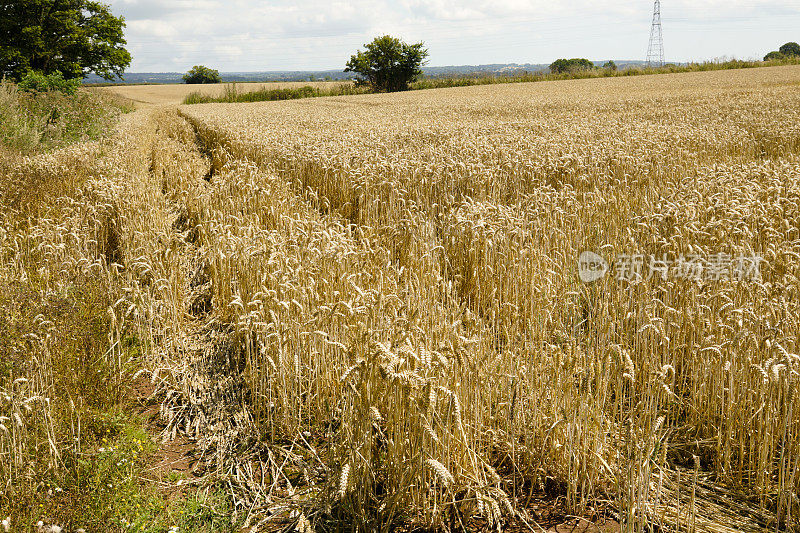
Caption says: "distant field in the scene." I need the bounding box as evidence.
[94,80,352,105]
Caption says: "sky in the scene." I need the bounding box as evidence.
[107,0,800,72]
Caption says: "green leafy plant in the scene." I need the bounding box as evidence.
[18,71,81,95]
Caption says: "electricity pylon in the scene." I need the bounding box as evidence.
[646,0,665,67]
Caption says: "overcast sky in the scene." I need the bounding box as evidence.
[107,0,800,72]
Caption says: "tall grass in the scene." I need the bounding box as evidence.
[183,82,366,104]
[0,82,42,151]
[0,81,133,153]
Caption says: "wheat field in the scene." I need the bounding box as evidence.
[3,65,800,531]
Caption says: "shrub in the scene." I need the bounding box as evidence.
[18,71,81,95]
[603,60,618,71]
[764,51,786,61]
[183,65,222,84]
[550,58,594,74]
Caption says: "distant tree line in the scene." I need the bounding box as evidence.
[548,58,618,74]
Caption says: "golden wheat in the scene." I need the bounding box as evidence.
[171,65,800,531]
[4,65,800,532]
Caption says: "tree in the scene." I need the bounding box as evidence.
[0,0,131,82]
[345,35,428,92]
[603,60,617,71]
[183,65,222,84]
[779,42,800,57]
[764,51,785,62]
[549,58,594,74]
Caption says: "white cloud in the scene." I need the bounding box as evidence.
[402,0,485,21]
[127,19,178,39]
[107,0,800,71]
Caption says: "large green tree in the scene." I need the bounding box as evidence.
[183,65,221,84]
[0,0,131,81]
[345,35,428,92]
